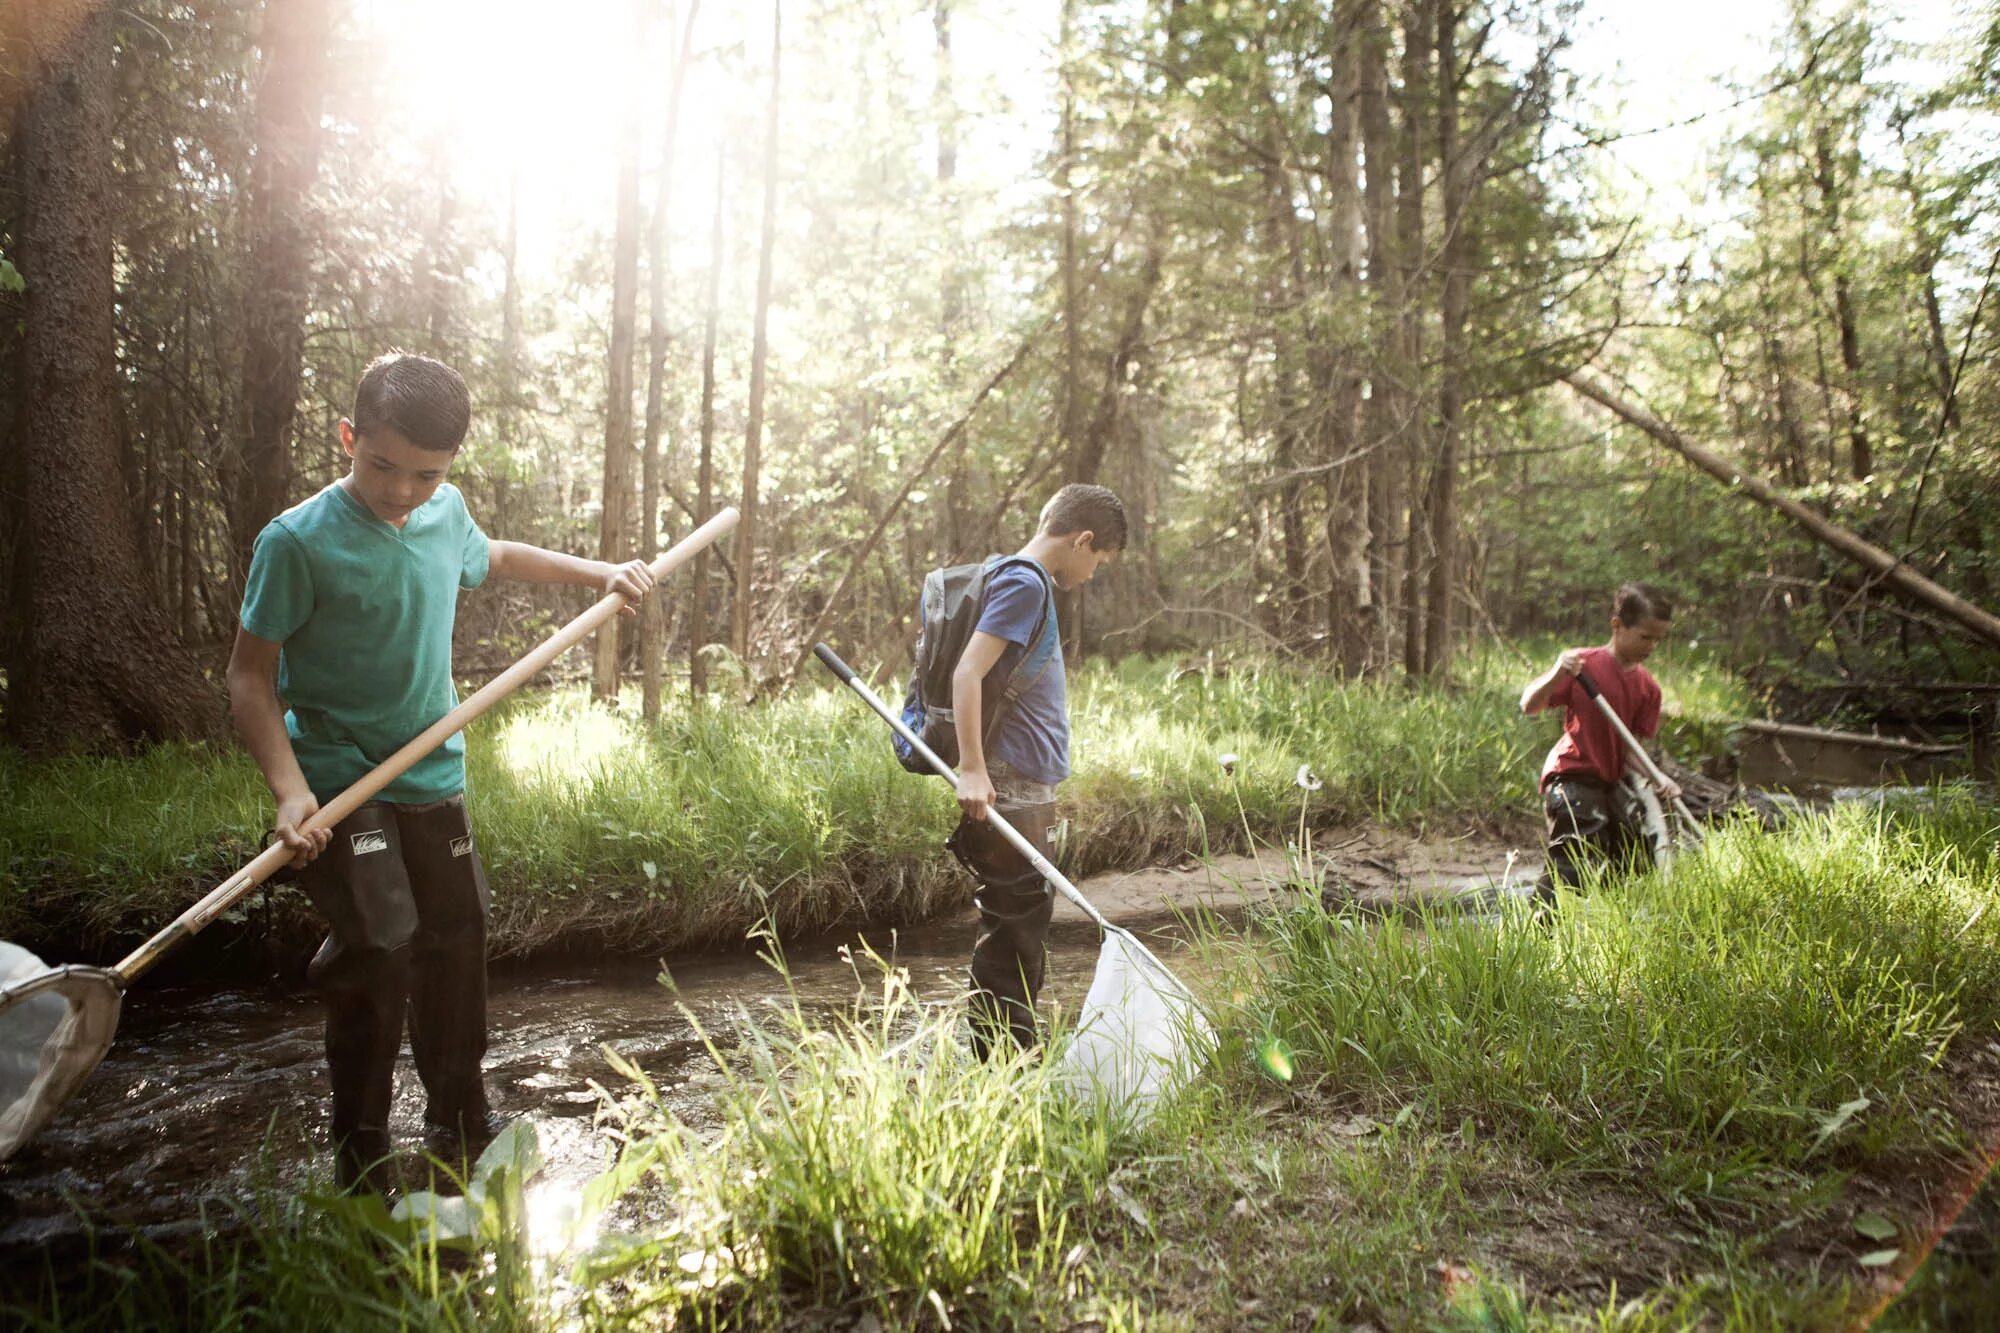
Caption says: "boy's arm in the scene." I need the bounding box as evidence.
[951,631,1010,821]
[1520,647,1587,715]
[488,540,656,614]
[226,629,330,868]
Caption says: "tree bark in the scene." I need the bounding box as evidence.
[1422,0,1466,677]
[1565,374,2000,653]
[690,150,725,698]
[640,0,700,720]
[7,6,219,753]
[594,0,648,701]
[731,0,781,666]
[1810,123,1870,480]
[1356,0,1398,669]
[229,0,335,592]
[1396,0,1432,676]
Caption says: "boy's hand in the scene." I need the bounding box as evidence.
[275,792,330,868]
[602,559,656,616]
[1657,777,1683,803]
[957,767,996,822]
[1556,648,1588,676]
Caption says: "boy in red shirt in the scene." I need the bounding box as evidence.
[1519,583,1683,899]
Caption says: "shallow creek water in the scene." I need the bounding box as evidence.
[0,835,1527,1253]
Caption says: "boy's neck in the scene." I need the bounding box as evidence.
[1018,534,1068,567]
[1605,639,1642,669]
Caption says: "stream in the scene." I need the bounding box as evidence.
[0,834,1527,1255]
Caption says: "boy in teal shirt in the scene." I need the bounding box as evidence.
[228,353,655,1192]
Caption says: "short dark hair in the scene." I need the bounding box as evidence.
[1038,483,1128,551]
[352,352,471,452]
[1615,582,1674,624]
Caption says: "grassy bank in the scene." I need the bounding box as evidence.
[10,791,1996,1329]
[0,647,1749,960]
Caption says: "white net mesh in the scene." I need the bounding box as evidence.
[0,941,123,1163]
[1058,930,1214,1118]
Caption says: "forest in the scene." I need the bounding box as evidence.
[1,0,1998,1327]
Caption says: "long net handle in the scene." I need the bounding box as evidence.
[113,508,742,985]
[1576,668,1707,843]
[811,643,1196,1000]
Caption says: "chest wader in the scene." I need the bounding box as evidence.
[299,796,490,1190]
[947,767,1058,1060]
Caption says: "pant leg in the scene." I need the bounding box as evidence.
[1537,776,1617,897]
[948,797,1057,1061]
[395,797,493,1130]
[299,803,417,1180]
[1608,781,1658,875]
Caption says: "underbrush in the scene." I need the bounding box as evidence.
[0,647,1743,957]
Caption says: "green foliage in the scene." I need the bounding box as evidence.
[0,649,1755,956]
[580,951,1117,1327]
[1221,791,2000,1186]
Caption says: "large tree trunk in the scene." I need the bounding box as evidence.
[229,0,334,591]
[1422,0,1466,677]
[640,0,699,721]
[731,0,781,666]
[7,6,219,753]
[594,0,648,701]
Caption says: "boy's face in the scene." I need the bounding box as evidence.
[340,419,455,527]
[1047,530,1118,590]
[1610,613,1671,666]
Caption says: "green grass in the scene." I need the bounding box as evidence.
[1,646,1751,959]
[9,792,1997,1328]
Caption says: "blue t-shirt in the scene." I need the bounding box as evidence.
[239,481,490,804]
[976,559,1068,785]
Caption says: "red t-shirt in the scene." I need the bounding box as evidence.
[1539,646,1661,790]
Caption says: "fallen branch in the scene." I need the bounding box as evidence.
[1563,373,2000,654]
[1734,717,1963,756]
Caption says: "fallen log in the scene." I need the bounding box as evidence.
[1734,717,1963,756]
[1563,374,2000,655]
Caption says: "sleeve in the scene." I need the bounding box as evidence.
[1633,677,1662,739]
[1545,671,1576,712]
[457,488,491,590]
[239,523,313,643]
[975,568,1046,647]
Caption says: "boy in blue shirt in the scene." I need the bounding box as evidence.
[227,353,656,1192]
[948,483,1126,1058]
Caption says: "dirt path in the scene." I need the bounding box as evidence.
[1055,824,1537,925]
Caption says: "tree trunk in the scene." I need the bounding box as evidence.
[1422,0,1466,677]
[731,0,781,667]
[7,6,219,753]
[691,150,725,697]
[594,0,648,701]
[640,0,700,721]
[1396,0,1431,676]
[495,168,522,537]
[1320,7,1368,670]
[1357,0,1398,670]
[229,0,334,592]
[1810,124,1870,480]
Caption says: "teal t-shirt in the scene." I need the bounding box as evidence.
[240,480,490,804]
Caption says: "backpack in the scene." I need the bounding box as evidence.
[895,555,1057,775]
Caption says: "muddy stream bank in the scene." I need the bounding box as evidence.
[0,828,1528,1254]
